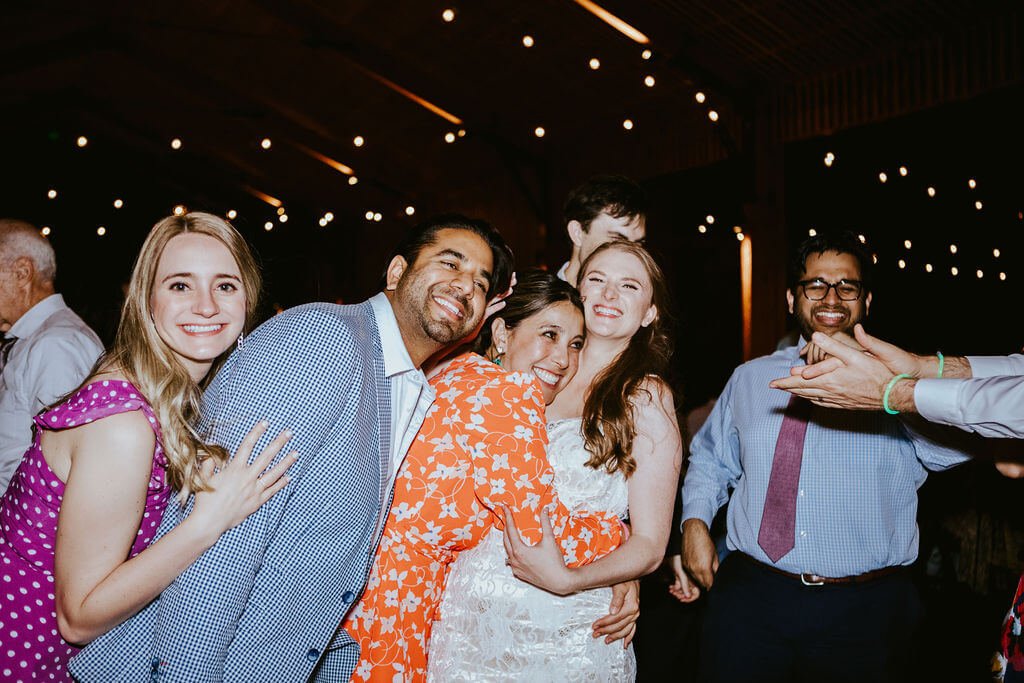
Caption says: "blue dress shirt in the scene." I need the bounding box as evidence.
[682,344,972,577]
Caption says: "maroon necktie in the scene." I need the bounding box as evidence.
[757,395,812,563]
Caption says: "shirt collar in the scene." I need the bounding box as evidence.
[368,292,417,378]
[8,294,67,339]
[555,261,570,283]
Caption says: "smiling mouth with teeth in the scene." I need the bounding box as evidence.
[532,367,561,386]
[181,324,225,334]
[813,308,847,324]
[433,296,464,319]
[592,305,622,317]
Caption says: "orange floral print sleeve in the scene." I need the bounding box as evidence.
[345,354,622,682]
[457,366,623,565]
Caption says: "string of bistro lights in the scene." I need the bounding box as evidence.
[693,149,1020,283]
[35,2,724,240]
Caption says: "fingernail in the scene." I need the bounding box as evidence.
[260,420,270,427]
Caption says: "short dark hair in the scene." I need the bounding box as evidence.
[788,230,873,294]
[387,213,514,298]
[473,269,584,355]
[563,175,647,232]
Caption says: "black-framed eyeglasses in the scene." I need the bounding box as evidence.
[797,278,864,301]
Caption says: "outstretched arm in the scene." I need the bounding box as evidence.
[772,325,1024,440]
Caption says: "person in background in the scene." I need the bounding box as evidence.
[0,219,103,491]
[681,230,972,682]
[557,175,647,286]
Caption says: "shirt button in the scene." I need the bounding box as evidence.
[799,489,805,497]
[342,590,355,603]
[799,530,808,537]
[306,648,320,662]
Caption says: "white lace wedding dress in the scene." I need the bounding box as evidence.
[426,418,636,682]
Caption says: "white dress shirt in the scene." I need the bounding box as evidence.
[368,293,435,529]
[0,294,103,490]
[556,261,571,283]
[915,353,1024,438]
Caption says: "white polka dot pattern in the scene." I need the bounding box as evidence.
[0,381,170,682]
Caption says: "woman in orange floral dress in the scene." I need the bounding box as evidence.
[344,270,624,682]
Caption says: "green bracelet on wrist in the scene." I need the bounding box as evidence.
[883,373,912,415]
[936,351,944,378]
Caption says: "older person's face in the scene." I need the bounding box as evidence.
[0,259,29,329]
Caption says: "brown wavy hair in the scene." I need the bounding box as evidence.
[102,212,262,500]
[578,241,672,478]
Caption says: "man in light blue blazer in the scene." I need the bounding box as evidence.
[69,215,513,682]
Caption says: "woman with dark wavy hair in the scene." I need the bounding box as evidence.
[427,241,684,682]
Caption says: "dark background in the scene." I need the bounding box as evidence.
[2,2,1022,679]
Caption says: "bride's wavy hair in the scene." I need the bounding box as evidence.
[578,241,672,478]
[102,212,262,500]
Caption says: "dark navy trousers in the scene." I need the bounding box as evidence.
[698,553,922,683]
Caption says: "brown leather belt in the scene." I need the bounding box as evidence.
[735,552,907,586]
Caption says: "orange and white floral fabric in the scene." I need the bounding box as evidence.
[344,353,623,682]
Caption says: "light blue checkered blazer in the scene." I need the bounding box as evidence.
[70,301,391,682]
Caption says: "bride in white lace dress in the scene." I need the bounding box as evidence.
[428,241,686,682]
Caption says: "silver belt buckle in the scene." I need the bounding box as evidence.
[800,572,825,586]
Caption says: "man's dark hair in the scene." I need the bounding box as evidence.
[563,175,647,232]
[788,230,873,294]
[387,213,514,298]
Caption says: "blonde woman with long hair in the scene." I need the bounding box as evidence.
[0,212,293,683]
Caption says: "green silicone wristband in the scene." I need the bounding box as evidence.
[936,351,944,379]
[883,373,912,415]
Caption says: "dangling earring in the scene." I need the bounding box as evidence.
[492,346,504,366]
[237,332,244,351]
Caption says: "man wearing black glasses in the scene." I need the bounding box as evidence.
[679,231,970,682]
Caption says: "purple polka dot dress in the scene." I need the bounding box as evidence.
[0,380,169,682]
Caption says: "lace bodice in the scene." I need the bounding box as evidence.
[545,418,629,519]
